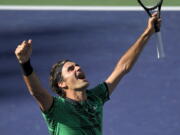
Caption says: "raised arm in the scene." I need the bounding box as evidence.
[105,13,161,95]
[15,40,53,112]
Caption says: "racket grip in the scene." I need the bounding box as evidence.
[156,32,165,59]
[154,21,160,32]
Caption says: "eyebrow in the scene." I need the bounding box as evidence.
[67,63,80,71]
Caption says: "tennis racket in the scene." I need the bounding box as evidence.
[137,0,165,59]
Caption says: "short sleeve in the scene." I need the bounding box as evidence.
[90,82,110,104]
[41,96,65,132]
[42,97,62,117]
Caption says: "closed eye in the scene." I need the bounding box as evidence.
[68,65,75,71]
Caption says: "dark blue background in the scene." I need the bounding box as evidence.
[0,11,180,135]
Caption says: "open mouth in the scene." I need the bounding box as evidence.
[76,72,86,80]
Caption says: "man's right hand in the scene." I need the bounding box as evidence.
[15,39,32,64]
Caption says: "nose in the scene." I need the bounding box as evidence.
[75,65,81,72]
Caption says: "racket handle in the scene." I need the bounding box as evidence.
[156,32,165,59]
[154,21,160,32]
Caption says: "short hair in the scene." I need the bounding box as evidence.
[49,60,71,97]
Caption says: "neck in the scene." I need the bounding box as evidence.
[66,89,87,101]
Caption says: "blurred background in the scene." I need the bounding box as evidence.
[0,1,180,135]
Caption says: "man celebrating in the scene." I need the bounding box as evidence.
[15,13,160,135]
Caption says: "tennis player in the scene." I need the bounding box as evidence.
[15,13,160,135]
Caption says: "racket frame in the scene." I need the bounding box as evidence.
[137,0,165,59]
[137,0,163,18]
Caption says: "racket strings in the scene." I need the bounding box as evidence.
[140,0,160,8]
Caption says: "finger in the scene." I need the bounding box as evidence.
[149,16,157,24]
[21,40,26,46]
[16,45,23,52]
[152,12,158,17]
[20,40,30,53]
[16,46,24,54]
[28,39,32,45]
[151,14,159,23]
[20,41,28,50]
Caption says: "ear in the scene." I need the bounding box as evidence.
[58,81,68,89]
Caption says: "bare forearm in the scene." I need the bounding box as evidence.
[23,70,53,111]
[117,28,152,73]
[23,71,47,96]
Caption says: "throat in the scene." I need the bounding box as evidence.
[66,90,87,102]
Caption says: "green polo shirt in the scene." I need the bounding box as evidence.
[42,82,110,135]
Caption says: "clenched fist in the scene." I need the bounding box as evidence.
[15,39,32,64]
[147,12,161,35]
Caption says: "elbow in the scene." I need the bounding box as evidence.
[118,59,134,74]
[121,64,132,74]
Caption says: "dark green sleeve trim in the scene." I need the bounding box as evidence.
[103,82,110,101]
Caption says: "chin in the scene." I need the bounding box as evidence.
[75,82,89,91]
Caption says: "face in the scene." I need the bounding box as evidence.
[60,61,89,91]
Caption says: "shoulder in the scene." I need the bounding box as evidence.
[89,82,108,90]
[87,82,110,104]
[42,96,65,115]
[88,82,109,94]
